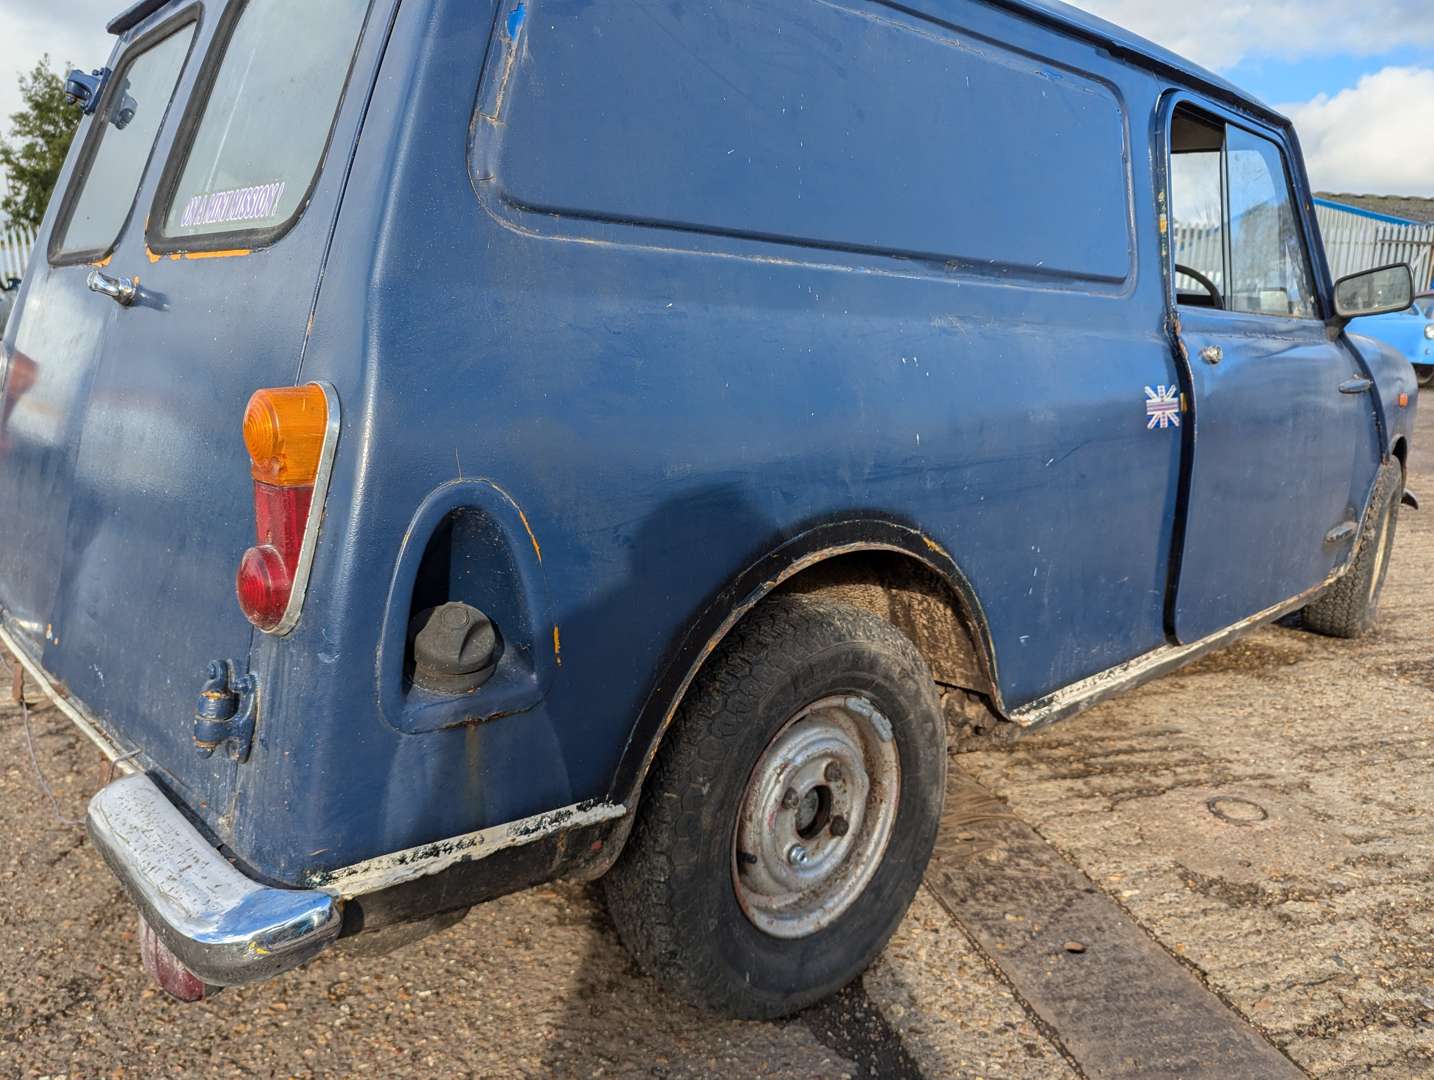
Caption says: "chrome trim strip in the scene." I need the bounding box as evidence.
[1008,574,1338,731]
[88,774,342,985]
[306,800,629,898]
[270,379,340,636]
[0,621,137,773]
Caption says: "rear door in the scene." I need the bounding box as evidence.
[0,0,376,810]
[1165,103,1382,643]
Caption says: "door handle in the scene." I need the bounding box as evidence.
[86,269,138,307]
[1200,345,1223,365]
[1338,377,1373,395]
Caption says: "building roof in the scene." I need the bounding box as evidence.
[1317,194,1434,226]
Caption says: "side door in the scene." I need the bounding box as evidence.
[1165,101,1382,644]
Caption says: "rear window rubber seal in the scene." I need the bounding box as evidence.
[143,0,377,257]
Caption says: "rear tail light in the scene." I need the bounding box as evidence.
[236,383,337,632]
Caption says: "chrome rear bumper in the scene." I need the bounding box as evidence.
[87,774,342,986]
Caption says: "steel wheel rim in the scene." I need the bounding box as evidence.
[732,695,901,939]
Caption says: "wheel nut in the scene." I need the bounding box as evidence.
[830,815,849,837]
[787,843,809,866]
[781,787,800,810]
[824,761,843,783]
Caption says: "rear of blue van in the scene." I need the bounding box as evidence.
[0,0,389,995]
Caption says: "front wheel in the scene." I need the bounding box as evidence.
[1303,459,1402,638]
[1416,366,1434,388]
[603,596,946,1019]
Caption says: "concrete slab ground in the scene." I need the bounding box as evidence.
[3,406,1431,1078]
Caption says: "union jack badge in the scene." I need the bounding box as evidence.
[1144,384,1180,430]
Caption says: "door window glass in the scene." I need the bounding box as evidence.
[1169,109,1319,320]
[159,0,370,243]
[1226,128,1317,319]
[55,25,195,257]
[1170,112,1226,309]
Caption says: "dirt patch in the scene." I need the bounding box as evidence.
[1180,634,1314,676]
[1377,657,1434,691]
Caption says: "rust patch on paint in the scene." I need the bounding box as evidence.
[183,248,252,260]
[921,533,952,561]
[553,624,562,666]
[516,506,542,562]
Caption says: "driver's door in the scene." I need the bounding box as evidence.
[1167,103,1382,644]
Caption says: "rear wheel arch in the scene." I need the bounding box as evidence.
[606,520,1000,817]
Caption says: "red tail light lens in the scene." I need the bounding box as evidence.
[236,385,331,632]
[236,545,292,630]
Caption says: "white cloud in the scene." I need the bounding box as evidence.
[1066,0,1434,71]
[0,1,115,141]
[1282,67,1434,197]
[1067,3,1434,197]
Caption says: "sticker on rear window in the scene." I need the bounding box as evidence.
[177,180,287,229]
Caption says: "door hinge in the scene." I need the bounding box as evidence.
[193,660,259,763]
[63,67,112,114]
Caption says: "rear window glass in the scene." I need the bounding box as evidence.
[159,0,369,243]
[56,25,195,257]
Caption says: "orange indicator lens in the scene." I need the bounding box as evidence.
[243,385,328,486]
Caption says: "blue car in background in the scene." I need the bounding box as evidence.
[1350,293,1434,386]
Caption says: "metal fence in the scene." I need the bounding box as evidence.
[1315,202,1434,291]
[1172,203,1434,298]
[1,222,35,281]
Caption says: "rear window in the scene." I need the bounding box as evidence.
[154,0,370,248]
[53,22,196,260]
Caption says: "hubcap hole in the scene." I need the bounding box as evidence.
[795,785,833,839]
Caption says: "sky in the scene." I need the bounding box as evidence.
[0,1,1432,197]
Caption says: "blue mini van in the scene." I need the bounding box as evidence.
[0,0,1420,1017]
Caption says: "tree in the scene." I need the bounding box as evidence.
[0,57,83,230]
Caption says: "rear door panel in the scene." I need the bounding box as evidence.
[1,0,382,813]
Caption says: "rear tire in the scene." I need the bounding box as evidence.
[1303,459,1402,639]
[603,595,946,1019]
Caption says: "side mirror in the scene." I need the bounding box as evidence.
[1332,263,1414,325]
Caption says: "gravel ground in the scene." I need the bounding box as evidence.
[2,405,1431,1078]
